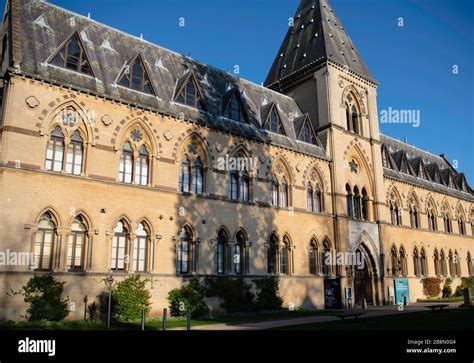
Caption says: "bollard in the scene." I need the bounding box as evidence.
[162,308,167,331]
[186,310,191,331]
[403,296,407,306]
[362,298,367,310]
[141,306,145,331]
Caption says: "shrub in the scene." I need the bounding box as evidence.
[17,274,69,321]
[421,277,442,298]
[442,278,453,298]
[454,277,474,297]
[112,275,151,321]
[87,301,98,320]
[168,278,209,318]
[205,277,256,313]
[253,278,283,311]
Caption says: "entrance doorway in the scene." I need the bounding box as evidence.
[353,246,375,306]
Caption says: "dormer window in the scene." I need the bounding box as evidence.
[382,147,391,168]
[418,162,426,179]
[117,54,155,95]
[264,105,286,135]
[448,173,456,189]
[50,32,93,76]
[298,116,317,144]
[400,155,409,174]
[223,91,245,122]
[175,72,206,110]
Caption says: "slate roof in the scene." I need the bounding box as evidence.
[381,135,474,201]
[265,0,373,88]
[5,0,328,159]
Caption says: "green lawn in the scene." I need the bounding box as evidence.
[272,309,474,330]
[0,309,339,330]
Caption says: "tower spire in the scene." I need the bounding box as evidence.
[265,0,373,89]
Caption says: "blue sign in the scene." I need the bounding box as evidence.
[394,278,410,305]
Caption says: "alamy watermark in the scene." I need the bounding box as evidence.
[0,249,37,268]
[380,107,420,128]
[215,155,259,172]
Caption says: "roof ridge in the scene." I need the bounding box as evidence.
[381,134,446,164]
[40,0,295,102]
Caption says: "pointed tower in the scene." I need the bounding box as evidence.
[265,0,386,304]
[265,0,372,88]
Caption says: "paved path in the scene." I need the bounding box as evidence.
[170,303,461,331]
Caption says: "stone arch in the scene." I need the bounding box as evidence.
[229,144,252,158]
[302,162,327,191]
[386,184,403,209]
[111,214,133,231]
[425,195,438,216]
[353,231,380,275]
[37,97,96,143]
[233,227,249,242]
[136,217,155,236]
[407,189,421,210]
[216,225,231,240]
[66,208,94,231]
[178,221,196,240]
[110,111,161,152]
[175,131,211,168]
[34,206,62,227]
[344,142,374,195]
[455,202,466,220]
[441,198,452,217]
[271,155,294,185]
[116,118,158,157]
[341,84,366,115]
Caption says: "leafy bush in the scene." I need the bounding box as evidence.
[112,275,151,321]
[454,277,474,297]
[168,278,209,318]
[421,277,442,298]
[253,278,283,311]
[87,301,98,320]
[17,274,69,321]
[442,278,453,298]
[205,277,256,313]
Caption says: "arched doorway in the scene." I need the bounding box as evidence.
[353,245,377,306]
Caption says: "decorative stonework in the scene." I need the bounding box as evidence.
[131,128,143,142]
[215,142,223,152]
[259,154,266,163]
[338,79,344,88]
[164,130,173,141]
[25,96,39,109]
[296,163,302,172]
[101,114,113,126]
[61,108,77,127]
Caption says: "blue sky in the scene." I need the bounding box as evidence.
[39,0,474,181]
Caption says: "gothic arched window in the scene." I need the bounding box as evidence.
[267,234,279,275]
[177,225,194,274]
[135,145,149,186]
[45,126,65,172]
[346,184,354,218]
[280,176,288,208]
[308,239,318,275]
[67,216,87,271]
[111,220,129,271]
[271,175,279,207]
[119,142,133,184]
[215,229,229,274]
[133,222,149,272]
[65,130,84,175]
[34,213,56,270]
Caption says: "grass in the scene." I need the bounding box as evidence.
[0,309,338,330]
[271,309,474,331]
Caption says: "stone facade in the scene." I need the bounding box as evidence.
[0,0,472,321]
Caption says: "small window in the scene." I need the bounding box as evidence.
[223,92,245,122]
[65,130,83,175]
[264,106,286,135]
[50,32,93,76]
[298,118,316,144]
[175,73,205,110]
[45,127,65,172]
[119,142,133,183]
[117,55,155,95]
